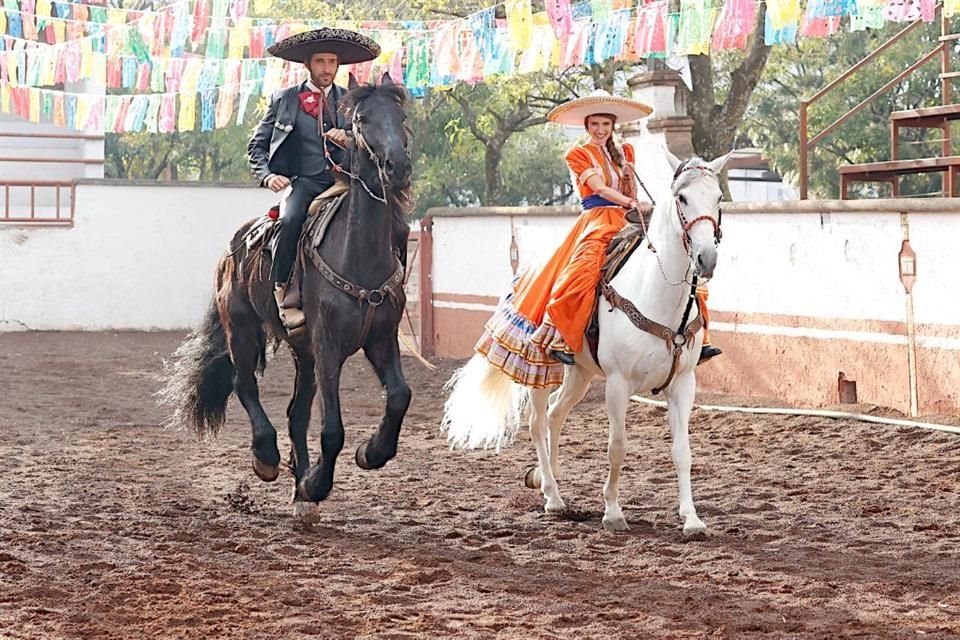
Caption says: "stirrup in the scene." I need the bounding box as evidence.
[550,349,576,365]
[698,345,722,365]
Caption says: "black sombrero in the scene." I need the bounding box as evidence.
[266,28,381,64]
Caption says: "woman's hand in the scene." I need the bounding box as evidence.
[634,201,653,216]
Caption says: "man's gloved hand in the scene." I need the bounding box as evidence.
[324,128,349,148]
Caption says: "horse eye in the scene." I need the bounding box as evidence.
[679,194,687,205]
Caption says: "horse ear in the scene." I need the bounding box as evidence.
[348,73,360,90]
[381,72,394,86]
[664,147,684,173]
[708,152,733,174]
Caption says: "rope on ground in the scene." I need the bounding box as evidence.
[399,330,437,370]
[630,395,960,436]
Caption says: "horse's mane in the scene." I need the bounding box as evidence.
[341,83,414,214]
[341,83,408,112]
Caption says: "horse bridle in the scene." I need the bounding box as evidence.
[628,161,723,285]
[311,93,404,351]
[318,97,389,205]
[671,160,723,253]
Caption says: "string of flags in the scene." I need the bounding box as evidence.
[0,0,946,133]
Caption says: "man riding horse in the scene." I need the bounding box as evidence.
[247,28,381,333]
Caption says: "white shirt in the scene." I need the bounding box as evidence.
[306,81,333,96]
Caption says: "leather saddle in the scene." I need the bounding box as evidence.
[585,209,652,364]
[236,185,351,307]
[242,181,350,255]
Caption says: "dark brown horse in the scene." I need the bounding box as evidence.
[161,74,413,513]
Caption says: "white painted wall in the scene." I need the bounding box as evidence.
[710,211,907,322]
[428,201,960,339]
[431,213,577,299]
[0,182,277,331]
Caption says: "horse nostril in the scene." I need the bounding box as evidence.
[385,159,396,173]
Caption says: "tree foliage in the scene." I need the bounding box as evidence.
[746,21,945,198]
[105,115,260,180]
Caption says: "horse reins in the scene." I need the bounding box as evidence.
[318,92,388,205]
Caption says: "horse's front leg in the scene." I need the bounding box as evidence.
[664,371,707,536]
[602,373,631,531]
[356,330,412,470]
[298,349,346,503]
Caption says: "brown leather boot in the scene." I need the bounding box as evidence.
[274,284,305,332]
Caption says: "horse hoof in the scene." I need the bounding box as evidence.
[293,500,320,519]
[355,442,393,470]
[355,445,372,470]
[682,521,708,538]
[297,469,332,503]
[252,457,280,482]
[602,516,630,532]
[544,498,566,514]
[524,467,541,489]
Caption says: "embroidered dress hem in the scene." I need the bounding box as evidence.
[529,316,570,355]
[475,291,564,389]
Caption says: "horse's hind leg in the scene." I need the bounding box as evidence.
[602,373,631,531]
[548,365,593,479]
[356,331,412,470]
[664,372,707,536]
[224,299,280,482]
[287,344,317,507]
[525,366,592,490]
[528,387,565,513]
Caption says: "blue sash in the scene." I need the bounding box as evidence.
[581,195,618,210]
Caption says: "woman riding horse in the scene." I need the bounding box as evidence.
[475,90,719,389]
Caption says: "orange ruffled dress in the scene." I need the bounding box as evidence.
[474,142,635,388]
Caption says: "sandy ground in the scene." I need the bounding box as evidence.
[1,331,959,639]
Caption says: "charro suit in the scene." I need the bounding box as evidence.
[247,81,350,284]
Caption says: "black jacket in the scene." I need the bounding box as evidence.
[247,83,349,187]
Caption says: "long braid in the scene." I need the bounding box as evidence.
[605,136,625,170]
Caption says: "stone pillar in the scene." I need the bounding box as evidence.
[622,69,694,158]
[618,69,695,203]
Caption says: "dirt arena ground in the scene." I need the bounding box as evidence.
[1,331,959,639]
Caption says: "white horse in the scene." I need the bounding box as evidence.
[442,152,728,535]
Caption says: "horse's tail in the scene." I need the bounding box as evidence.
[159,293,236,439]
[441,354,527,451]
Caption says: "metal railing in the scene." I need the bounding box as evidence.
[799,6,952,199]
[0,181,76,225]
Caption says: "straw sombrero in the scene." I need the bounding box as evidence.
[267,28,381,64]
[547,89,653,126]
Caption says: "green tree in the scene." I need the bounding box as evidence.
[105,110,262,181]
[411,86,572,215]
[687,3,772,168]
